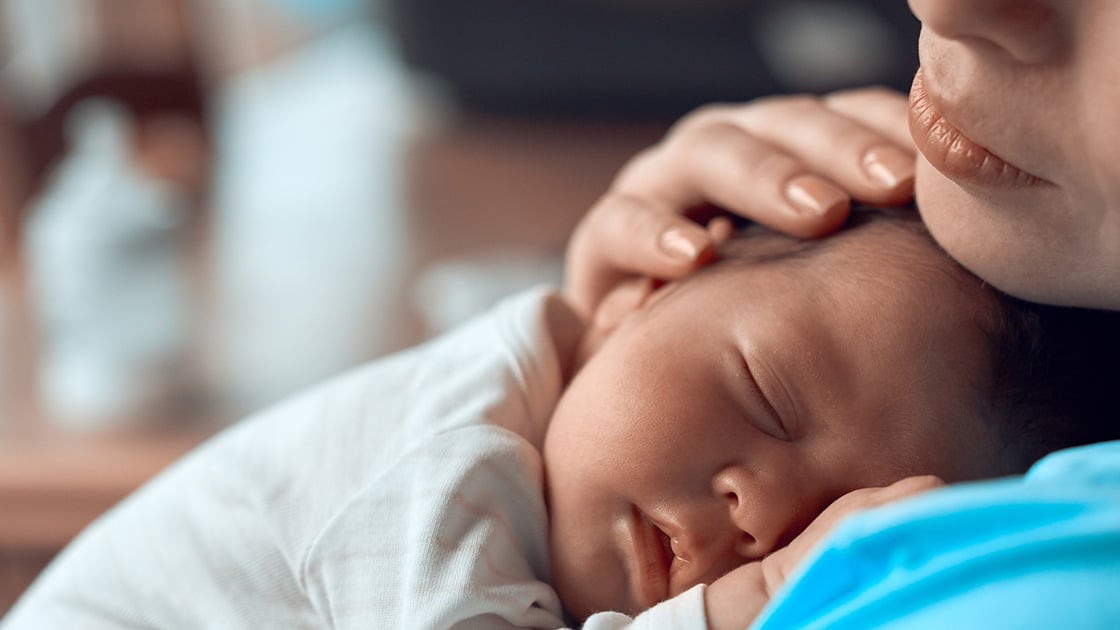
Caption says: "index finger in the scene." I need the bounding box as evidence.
[614,122,852,238]
[564,191,719,318]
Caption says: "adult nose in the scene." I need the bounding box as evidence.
[908,0,1069,64]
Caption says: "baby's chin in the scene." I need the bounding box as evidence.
[556,585,632,624]
[550,550,596,621]
[549,539,635,622]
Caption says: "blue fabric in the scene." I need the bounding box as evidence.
[752,441,1120,629]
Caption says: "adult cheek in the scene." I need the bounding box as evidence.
[914,159,1043,299]
[917,160,1120,307]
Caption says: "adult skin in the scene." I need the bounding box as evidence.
[567,0,1120,313]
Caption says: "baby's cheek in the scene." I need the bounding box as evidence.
[549,539,622,620]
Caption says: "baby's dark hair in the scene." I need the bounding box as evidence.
[715,207,1120,474]
[983,295,1120,472]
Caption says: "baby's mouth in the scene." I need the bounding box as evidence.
[644,511,698,596]
[655,526,674,568]
[631,507,672,609]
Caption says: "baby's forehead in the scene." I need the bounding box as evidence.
[697,217,996,328]
[717,218,972,288]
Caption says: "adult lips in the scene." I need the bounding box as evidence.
[909,69,1047,188]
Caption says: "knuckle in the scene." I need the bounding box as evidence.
[830,487,879,512]
[612,146,664,189]
[748,93,822,118]
[825,85,905,109]
[572,198,611,246]
[901,474,945,490]
[742,148,801,183]
[873,475,943,501]
[827,84,894,101]
[690,102,737,120]
[833,126,886,157]
[674,121,801,183]
[670,102,737,135]
[600,191,658,238]
[671,119,743,153]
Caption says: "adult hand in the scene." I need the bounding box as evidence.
[704,475,944,630]
[565,87,916,318]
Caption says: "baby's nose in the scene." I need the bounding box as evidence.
[711,465,771,558]
[711,464,828,560]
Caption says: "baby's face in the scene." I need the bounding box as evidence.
[543,223,1003,620]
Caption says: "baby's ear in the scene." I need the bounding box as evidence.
[573,277,659,369]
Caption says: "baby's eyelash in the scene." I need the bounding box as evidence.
[739,355,790,441]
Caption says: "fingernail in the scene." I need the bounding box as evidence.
[784,175,848,217]
[659,227,701,262]
[862,146,915,189]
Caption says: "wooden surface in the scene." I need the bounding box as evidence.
[0,431,205,551]
[0,431,206,613]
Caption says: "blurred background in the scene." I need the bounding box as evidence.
[0,0,918,612]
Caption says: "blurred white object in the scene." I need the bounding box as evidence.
[194,0,362,80]
[413,251,564,337]
[24,101,189,429]
[754,1,896,90]
[0,0,96,114]
[266,0,363,25]
[209,24,413,412]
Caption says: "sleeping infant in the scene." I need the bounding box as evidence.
[4,209,1116,629]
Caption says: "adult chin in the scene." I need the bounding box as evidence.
[914,158,1119,310]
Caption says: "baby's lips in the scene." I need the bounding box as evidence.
[630,507,673,610]
[647,516,742,598]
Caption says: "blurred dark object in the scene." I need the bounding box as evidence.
[385,0,921,118]
[0,97,31,271]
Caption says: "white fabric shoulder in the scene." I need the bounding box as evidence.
[3,287,577,629]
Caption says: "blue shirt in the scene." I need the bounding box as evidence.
[753,441,1120,629]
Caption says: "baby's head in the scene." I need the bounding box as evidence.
[544,209,1120,620]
